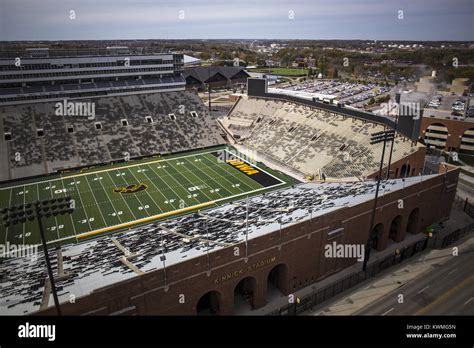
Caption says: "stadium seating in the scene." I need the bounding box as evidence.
[0,179,400,314]
[0,91,226,180]
[222,97,418,180]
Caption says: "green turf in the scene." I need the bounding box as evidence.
[249,67,309,76]
[0,148,291,247]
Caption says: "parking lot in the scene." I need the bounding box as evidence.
[279,80,392,109]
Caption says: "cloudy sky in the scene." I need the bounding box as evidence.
[0,0,472,41]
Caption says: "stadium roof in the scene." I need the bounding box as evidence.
[183,54,201,66]
[184,66,249,83]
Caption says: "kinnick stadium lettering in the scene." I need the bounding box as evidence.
[214,256,276,284]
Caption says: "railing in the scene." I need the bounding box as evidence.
[454,196,474,219]
[268,223,474,315]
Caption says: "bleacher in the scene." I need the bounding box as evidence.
[0,90,225,180]
[222,97,419,180]
[0,177,420,314]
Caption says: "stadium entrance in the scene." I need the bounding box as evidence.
[196,291,221,315]
[233,277,257,313]
[389,215,403,242]
[370,223,385,250]
[266,264,288,302]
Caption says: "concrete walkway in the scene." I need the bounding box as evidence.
[238,207,474,316]
[310,236,474,315]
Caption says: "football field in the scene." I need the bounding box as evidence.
[0,149,288,248]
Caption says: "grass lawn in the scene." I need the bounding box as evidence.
[249,67,309,76]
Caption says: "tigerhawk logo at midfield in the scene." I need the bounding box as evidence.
[113,183,148,194]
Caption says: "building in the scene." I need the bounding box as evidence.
[32,165,458,315]
[449,78,469,95]
[421,117,474,153]
[184,66,250,90]
[183,55,201,67]
[0,47,185,105]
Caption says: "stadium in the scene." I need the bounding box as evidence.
[0,48,459,316]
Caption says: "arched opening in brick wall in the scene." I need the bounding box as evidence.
[369,223,384,250]
[407,208,420,234]
[389,215,403,242]
[196,290,222,316]
[233,276,257,313]
[423,123,448,150]
[266,263,288,302]
[400,163,411,178]
[460,128,474,153]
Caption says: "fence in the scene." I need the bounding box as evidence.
[268,223,474,315]
[454,196,474,219]
[434,222,474,249]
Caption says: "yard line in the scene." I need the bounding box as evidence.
[149,162,193,208]
[199,154,256,194]
[137,164,170,212]
[73,177,94,230]
[127,166,164,213]
[59,177,77,238]
[202,152,260,191]
[73,177,94,231]
[164,160,203,205]
[4,187,13,244]
[0,149,223,191]
[45,181,286,243]
[95,173,123,224]
[48,180,61,240]
[83,175,108,227]
[105,171,138,221]
[124,167,158,217]
[22,185,26,245]
[112,168,150,219]
[181,159,227,201]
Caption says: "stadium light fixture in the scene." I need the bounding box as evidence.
[158,227,167,286]
[1,196,75,315]
[385,96,400,180]
[363,130,395,272]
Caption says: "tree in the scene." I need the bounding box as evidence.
[200,52,211,60]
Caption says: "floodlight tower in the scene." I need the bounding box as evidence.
[1,196,75,315]
[362,130,395,272]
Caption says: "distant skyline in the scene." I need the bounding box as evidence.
[0,0,473,41]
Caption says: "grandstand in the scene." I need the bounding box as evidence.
[0,90,226,181]
[221,97,421,180]
[0,47,185,105]
[0,52,455,317]
[0,175,438,315]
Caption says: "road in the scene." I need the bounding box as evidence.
[456,174,474,202]
[354,247,474,315]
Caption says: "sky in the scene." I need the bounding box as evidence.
[0,0,473,41]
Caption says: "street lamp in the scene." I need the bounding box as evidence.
[1,196,75,315]
[362,130,395,272]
